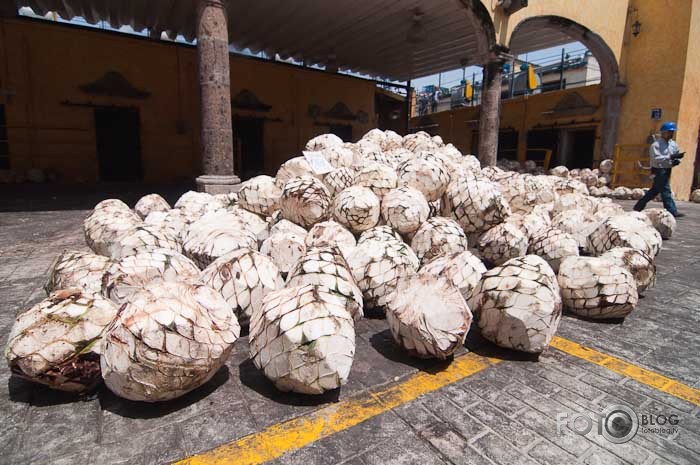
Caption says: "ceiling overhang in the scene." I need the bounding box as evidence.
[7,0,493,81]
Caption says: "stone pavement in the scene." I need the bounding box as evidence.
[0,195,699,465]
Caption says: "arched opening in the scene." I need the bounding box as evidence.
[509,16,624,164]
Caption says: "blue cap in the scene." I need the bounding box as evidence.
[660,121,677,132]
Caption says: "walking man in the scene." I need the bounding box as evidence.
[633,121,685,217]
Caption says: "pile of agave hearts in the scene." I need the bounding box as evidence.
[5,129,676,401]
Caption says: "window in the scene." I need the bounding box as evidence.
[0,105,8,169]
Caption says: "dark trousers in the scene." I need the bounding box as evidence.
[634,167,677,215]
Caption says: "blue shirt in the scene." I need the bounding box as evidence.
[649,138,680,169]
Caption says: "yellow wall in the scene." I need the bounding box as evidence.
[411,85,603,162]
[489,0,630,63]
[483,0,699,198]
[614,0,698,199]
[0,18,376,183]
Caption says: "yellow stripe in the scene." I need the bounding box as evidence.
[550,336,700,406]
[174,353,500,465]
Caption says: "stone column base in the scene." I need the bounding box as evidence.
[196,174,242,194]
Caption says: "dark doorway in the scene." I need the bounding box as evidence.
[329,124,353,142]
[527,129,559,167]
[568,129,596,169]
[233,116,265,180]
[0,105,9,169]
[498,130,518,160]
[94,107,142,181]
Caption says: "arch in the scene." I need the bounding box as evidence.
[508,15,625,159]
[460,0,499,63]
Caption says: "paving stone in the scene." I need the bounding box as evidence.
[357,429,449,465]
[2,198,700,465]
[440,383,481,409]
[419,422,493,465]
[582,446,629,465]
[465,401,541,449]
[462,380,528,417]
[392,400,440,432]
[471,432,540,465]
[515,406,593,457]
[580,372,649,407]
[178,403,259,456]
[674,429,700,455]
[526,439,577,464]
[320,411,408,461]
[421,393,486,440]
[634,433,700,465]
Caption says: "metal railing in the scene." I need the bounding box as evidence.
[612,144,651,188]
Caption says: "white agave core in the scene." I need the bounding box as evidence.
[557,256,639,319]
[84,206,142,256]
[333,186,380,233]
[102,248,201,306]
[145,208,191,243]
[238,175,283,217]
[600,247,656,293]
[441,176,511,234]
[353,162,398,198]
[134,193,171,220]
[396,152,451,202]
[477,222,528,266]
[469,255,562,353]
[305,221,356,260]
[249,285,355,394]
[323,168,355,197]
[285,245,364,321]
[386,275,472,359]
[200,248,285,327]
[101,280,240,402]
[279,176,331,228]
[419,250,486,302]
[381,186,430,235]
[108,223,182,260]
[642,208,676,240]
[527,228,579,273]
[347,238,419,310]
[46,250,112,295]
[260,233,307,275]
[587,214,662,257]
[411,217,469,264]
[6,289,119,392]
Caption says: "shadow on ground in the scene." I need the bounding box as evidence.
[98,365,230,419]
[238,358,341,406]
[369,329,455,373]
[0,183,194,212]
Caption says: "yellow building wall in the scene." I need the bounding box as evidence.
[412,85,603,163]
[615,0,697,199]
[0,18,376,183]
[489,0,630,63]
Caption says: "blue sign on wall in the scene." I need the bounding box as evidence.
[651,108,663,120]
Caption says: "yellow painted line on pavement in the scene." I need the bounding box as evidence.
[174,353,501,465]
[550,336,700,406]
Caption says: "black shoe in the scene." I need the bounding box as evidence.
[674,213,685,218]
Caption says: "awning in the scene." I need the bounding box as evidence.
[6,0,498,81]
[7,0,493,81]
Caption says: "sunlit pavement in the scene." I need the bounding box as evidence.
[1,195,698,465]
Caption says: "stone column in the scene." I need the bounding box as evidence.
[477,58,505,166]
[195,0,241,194]
[600,83,627,160]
